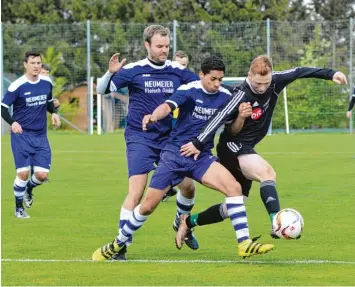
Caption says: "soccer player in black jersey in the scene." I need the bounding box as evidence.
[346,86,355,119]
[177,55,348,241]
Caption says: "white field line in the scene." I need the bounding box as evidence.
[2,258,355,264]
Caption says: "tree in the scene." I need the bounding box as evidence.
[311,0,355,20]
[42,46,68,97]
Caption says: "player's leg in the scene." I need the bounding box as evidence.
[119,150,184,243]
[92,150,183,261]
[182,179,252,232]
[14,169,31,218]
[238,153,280,222]
[177,155,273,257]
[25,136,51,208]
[181,145,251,230]
[119,144,161,230]
[10,134,31,218]
[111,143,158,260]
[172,177,199,250]
[202,161,273,257]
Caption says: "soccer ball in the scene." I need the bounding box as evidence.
[272,208,304,239]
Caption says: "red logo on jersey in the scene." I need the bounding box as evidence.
[251,108,263,120]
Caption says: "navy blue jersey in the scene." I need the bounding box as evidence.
[194,67,336,148]
[163,80,234,152]
[109,58,198,148]
[1,75,53,136]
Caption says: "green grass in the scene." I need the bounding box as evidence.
[2,132,355,286]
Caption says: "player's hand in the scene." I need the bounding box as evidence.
[51,113,61,128]
[180,142,200,160]
[142,114,158,131]
[109,53,127,73]
[11,122,22,134]
[332,72,348,85]
[238,102,252,118]
[346,111,352,119]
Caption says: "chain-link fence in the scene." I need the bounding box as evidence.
[2,19,354,134]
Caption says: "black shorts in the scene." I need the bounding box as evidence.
[216,140,257,197]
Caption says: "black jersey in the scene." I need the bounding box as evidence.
[193,67,336,149]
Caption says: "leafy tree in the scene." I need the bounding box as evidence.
[311,0,355,20]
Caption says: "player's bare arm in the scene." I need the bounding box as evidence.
[142,103,171,131]
[227,102,252,136]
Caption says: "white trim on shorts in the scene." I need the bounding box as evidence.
[16,166,31,173]
[33,166,50,173]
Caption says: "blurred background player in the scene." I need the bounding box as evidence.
[40,63,51,76]
[346,85,355,119]
[179,55,348,238]
[1,51,61,218]
[92,56,274,261]
[173,50,189,68]
[41,63,60,111]
[95,25,199,260]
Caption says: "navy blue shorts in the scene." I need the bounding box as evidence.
[126,142,161,177]
[149,149,217,190]
[11,133,51,172]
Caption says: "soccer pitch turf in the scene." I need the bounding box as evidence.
[1,132,355,286]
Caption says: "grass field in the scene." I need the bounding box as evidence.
[1,132,355,286]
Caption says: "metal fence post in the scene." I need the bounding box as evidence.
[266,18,273,135]
[173,20,178,56]
[87,20,92,135]
[349,17,353,134]
[1,22,6,135]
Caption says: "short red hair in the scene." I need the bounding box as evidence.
[250,55,273,76]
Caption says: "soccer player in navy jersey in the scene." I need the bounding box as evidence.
[92,56,274,261]
[1,51,61,218]
[95,25,200,259]
[346,86,355,119]
[177,55,348,239]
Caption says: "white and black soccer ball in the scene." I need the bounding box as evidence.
[272,208,304,239]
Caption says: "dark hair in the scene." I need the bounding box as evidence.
[201,55,225,75]
[41,63,51,72]
[24,51,41,62]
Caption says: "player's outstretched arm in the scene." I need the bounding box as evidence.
[142,103,171,131]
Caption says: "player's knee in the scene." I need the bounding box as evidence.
[263,165,276,181]
[17,171,30,181]
[140,201,157,215]
[35,172,48,182]
[179,180,195,197]
[225,181,242,197]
